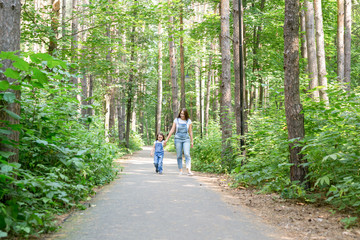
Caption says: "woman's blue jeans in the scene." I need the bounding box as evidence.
[174,139,191,170]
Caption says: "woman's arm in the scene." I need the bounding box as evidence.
[165,122,176,143]
[189,123,194,148]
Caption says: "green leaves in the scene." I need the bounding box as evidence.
[32,68,48,84]
[3,68,20,80]
[0,81,10,91]
[3,109,21,120]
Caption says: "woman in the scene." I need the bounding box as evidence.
[164,108,194,175]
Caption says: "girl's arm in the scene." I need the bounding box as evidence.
[165,122,176,143]
[150,143,155,156]
[189,123,194,148]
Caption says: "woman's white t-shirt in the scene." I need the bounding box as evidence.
[174,118,192,133]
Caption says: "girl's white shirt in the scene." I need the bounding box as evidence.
[154,140,165,145]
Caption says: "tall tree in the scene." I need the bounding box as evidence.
[314,0,329,103]
[49,0,60,54]
[220,0,233,165]
[337,0,345,82]
[168,0,178,119]
[305,0,319,99]
[300,3,308,70]
[156,21,163,135]
[125,7,137,148]
[284,0,308,186]
[180,5,185,109]
[233,0,241,136]
[204,42,214,134]
[344,0,351,92]
[0,0,22,163]
[71,0,79,85]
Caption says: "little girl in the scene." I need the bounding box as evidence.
[151,133,165,174]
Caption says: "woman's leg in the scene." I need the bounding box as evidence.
[183,140,192,173]
[175,140,184,171]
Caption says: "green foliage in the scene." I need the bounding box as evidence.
[340,217,358,229]
[128,131,145,151]
[232,106,291,194]
[191,121,223,173]
[301,84,360,212]
[0,52,123,237]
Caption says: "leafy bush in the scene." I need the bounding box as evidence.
[232,106,291,193]
[191,122,223,173]
[0,52,123,238]
[301,84,360,212]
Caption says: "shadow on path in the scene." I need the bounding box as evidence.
[49,147,290,240]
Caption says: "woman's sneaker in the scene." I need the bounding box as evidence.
[187,172,194,176]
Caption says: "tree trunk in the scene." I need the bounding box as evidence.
[220,0,233,166]
[253,0,265,109]
[337,0,345,82]
[62,0,66,38]
[125,24,136,148]
[233,0,241,136]
[71,0,79,85]
[156,22,163,136]
[205,43,214,135]
[314,0,329,103]
[213,72,219,121]
[305,0,319,100]
[284,0,308,186]
[49,0,60,54]
[105,94,111,142]
[87,74,93,117]
[118,33,126,145]
[0,0,21,163]
[180,6,185,109]
[344,0,351,92]
[196,57,200,122]
[168,0,178,119]
[300,4,308,64]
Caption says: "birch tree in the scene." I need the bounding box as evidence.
[168,0,178,119]
[337,0,345,82]
[156,21,163,135]
[314,0,329,103]
[344,0,351,92]
[305,0,319,99]
[180,5,185,109]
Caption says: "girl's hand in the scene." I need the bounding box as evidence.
[191,142,194,148]
[163,141,167,147]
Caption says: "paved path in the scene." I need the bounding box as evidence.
[51,147,287,240]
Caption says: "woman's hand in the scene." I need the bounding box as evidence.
[191,142,194,148]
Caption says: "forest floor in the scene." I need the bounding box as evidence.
[193,172,360,240]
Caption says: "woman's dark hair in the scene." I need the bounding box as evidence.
[156,132,165,141]
[177,108,190,120]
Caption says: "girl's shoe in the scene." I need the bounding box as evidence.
[179,171,183,175]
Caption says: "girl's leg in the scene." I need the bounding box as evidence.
[175,140,184,172]
[183,140,192,174]
[154,155,159,173]
[158,154,164,173]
